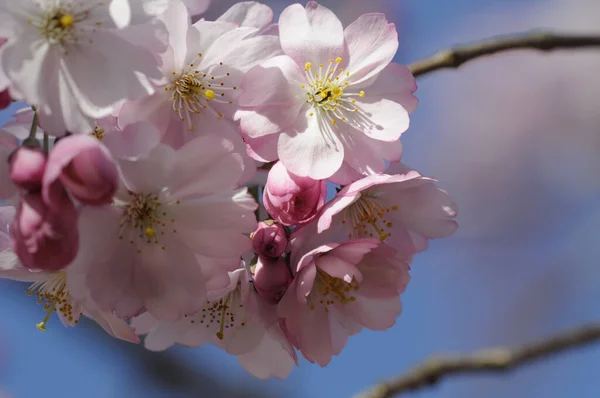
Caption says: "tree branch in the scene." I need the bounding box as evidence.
[354,323,600,398]
[408,32,600,77]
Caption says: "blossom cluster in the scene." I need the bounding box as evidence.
[0,0,458,379]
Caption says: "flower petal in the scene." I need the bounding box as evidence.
[278,2,346,65]
[345,14,398,85]
[278,107,344,179]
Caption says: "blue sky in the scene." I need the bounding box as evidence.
[2,1,600,397]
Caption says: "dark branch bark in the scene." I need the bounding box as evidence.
[408,32,600,77]
[354,323,600,398]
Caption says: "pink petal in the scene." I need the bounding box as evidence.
[363,62,418,114]
[278,2,346,65]
[278,107,344,180]
[217,2,274,30]
[344,14,398,86]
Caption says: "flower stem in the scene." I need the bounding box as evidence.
[43,133,49,153]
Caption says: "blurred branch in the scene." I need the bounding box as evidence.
[408,32,600,77]
[355,323,600,398]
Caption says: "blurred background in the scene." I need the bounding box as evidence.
[2,0,600,397]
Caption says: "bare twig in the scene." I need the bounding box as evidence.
[408,31,600,77]
[355,323,600,398]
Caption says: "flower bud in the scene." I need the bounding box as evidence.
[263,161,326,226]
[43,135,118,209]
[253,256,293,305]
[252,221,288,259]
[11,190,79,271]
[9,146,47,191]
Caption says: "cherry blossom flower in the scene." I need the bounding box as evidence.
[0,0,168,135]
[236,1,417,181]
[131,267,297,378]
[279,238,410,366]
[67,135,258,321]
[263,161,326,226]
[118,0,281,148]
[312,164,458,257]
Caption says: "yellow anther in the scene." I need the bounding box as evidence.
[204,90,216,100]
[331,86,343,98]
[305,62,312,70]
[331,120,337,125]
[359,91,365,97]
[336,57,343,63]
[144,228,156,239]
[60,14,74,28]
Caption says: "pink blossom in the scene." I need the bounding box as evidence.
[0,265,139,343]
[133,268,268,351]
[236,2,417,181]
[312,164,458,257]
[0,130,18,200]
[253,256,292,304]
[11,190,78,272]
[67,135,258,321]
[43,135,118,208]
[9,147,46,191]
[0,0,167,135]
[118,0,281,148]
[131,267,297,378]
[278,238,410,366]
[263,161,326,226]
[252,221,288,259]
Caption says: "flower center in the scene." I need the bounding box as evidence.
[26,271,82,331]
[92,125,104,140]
[118,192,178,252]
[342,195,399,240]
[185,286,246,341]
[302,58,364,126]
[309,270,359,312]
[166,53,236,131]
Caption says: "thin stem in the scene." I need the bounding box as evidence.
[43,133,49,153]
[408,31,600,77]
[354,323,600,398]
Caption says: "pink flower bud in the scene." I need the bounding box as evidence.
[252,221,288,259]
[43,135,118,209]
[263,161,327,226]
[9,147,47,191]
[11,190,79,271]
[253,256,293,305]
